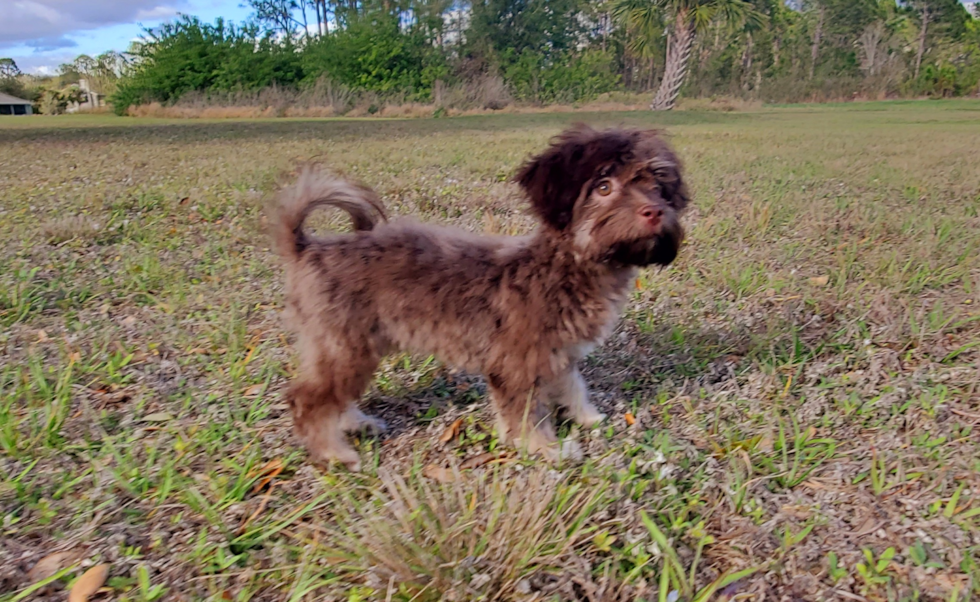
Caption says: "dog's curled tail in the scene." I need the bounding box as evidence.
[272,166,387,261]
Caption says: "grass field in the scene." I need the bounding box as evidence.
[2,100,979,602]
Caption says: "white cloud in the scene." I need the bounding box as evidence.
[1,1,189,50]
[9,51,78,74]
[135,6,182,20]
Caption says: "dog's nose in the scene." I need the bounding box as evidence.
[640,206,663,222]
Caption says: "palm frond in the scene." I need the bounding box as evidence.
[611,0,663,32]
[722,0,768,31]
[612,0,666,61]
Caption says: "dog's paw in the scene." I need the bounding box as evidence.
[340,407,388,435]
[574,409,607,428]
[310,446,362,472]
[556,439,584,462]
[359,414,388,436]
[334,450,363,472]
[528,437,584,463]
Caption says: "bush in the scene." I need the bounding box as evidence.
[111,16,302,114]
[302,16,447,98]
[907,62,978,98]
[37,87,84,115]
[111,14,449,114]
[503,49,620,104]
[0,77,28,100]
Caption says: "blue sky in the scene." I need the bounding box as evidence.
[2,1,252,74]
[3,0,977,75]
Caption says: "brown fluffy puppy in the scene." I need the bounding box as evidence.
[272,125,690,470]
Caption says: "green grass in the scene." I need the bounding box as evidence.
[1,101,979,601]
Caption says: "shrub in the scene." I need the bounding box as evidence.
[503,49,620,104]
[908,62,978,98]
[302,16,447,99]
[111,16,301,114]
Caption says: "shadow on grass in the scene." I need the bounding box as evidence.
[357,313,824,439]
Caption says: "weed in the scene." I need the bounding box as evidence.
[827,552,848,583]
[855,547,896,594]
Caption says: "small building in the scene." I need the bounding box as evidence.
[0,92,33,115]
[66,80,102,114]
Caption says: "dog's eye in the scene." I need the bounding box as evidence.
[595,180,613,196]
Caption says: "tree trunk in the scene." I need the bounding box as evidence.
[602,12,609,51]
[809,6,824,80]
[299,1,310,38]
[651,11,695,111]
[699,24,715,71]
[314,0,324,35]
[915,6,931,79]
[741,33,754,92]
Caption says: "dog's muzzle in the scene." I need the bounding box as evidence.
[610,213,684,267]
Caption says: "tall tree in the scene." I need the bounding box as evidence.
[650,0,765,110]
[246,0,310,37]
[804,0,879,80]
[467,0,587,63]
[59,52,127,94]
[611,0,666,89]
[0,58,24,98]
[906,0,969,78]
[808,1,824,79]
[0,58,20,79]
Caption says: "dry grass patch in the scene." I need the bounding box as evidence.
[317,466,622,601]
[39,215,102,244]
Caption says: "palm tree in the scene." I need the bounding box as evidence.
[648,0,765,110]
[611,0,666,90]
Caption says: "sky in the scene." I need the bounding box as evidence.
[2,0,978,75]
[1,1,252,74]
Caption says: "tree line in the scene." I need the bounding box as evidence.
[2,0,978,115]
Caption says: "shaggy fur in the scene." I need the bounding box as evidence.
[272,125,690,470]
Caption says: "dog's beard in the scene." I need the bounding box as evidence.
[609,215,684,267]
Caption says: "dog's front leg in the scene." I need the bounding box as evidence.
[546,367,606,428]
[488,383,583,463]
[287,380,362,471]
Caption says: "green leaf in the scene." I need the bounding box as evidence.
[909,541,927,566]
[9,565,77,602]
[876,547,895,572]
[944,483,965,518]
[692,565,763,602]
[641,510,690,599]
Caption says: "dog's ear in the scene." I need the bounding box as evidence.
[516,124,629,230]
[641,131,690,212]
[514,126,589,230]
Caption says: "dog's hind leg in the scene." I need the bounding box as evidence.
[489,383,583,463]
[288,337,380,471]
[547,367,606,428]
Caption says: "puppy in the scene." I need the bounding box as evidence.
[272,125,689,470]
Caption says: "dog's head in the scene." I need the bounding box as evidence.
[515,125,689,267]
